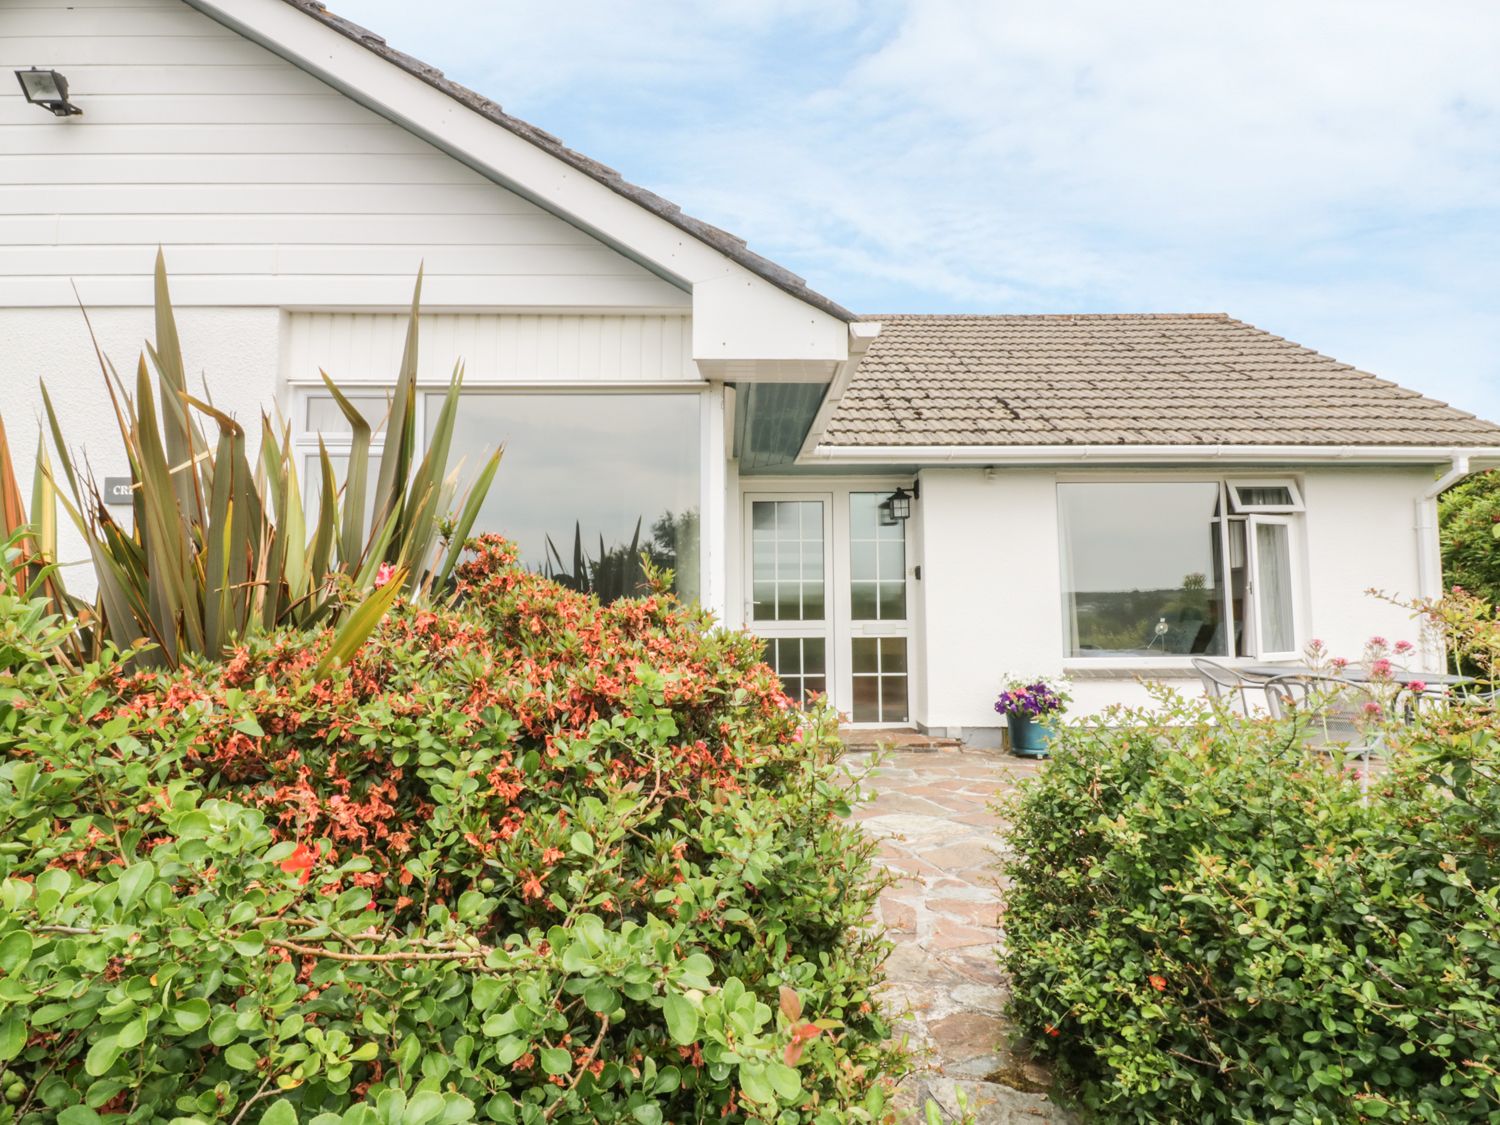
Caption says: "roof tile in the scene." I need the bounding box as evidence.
[822,314,1500,448]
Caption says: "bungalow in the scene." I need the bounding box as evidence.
[6,0,1500,741]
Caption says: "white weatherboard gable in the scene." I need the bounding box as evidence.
[179,0,851,370]
[0,0,687,312]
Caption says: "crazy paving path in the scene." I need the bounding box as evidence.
[846,743,1078,1124]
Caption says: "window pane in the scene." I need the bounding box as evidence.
[305,392,393,434]
[1059,482,1229,657]
[1232,483,1297,509]
[750,500,824,622]
[434,393,701,603]
[881,676,909,724]
[880,636,908,673]
[851,637,908,723]
[303,452,382,536]
[764,637,828,709]
[878,582,906,620]
[850,582,878,619]
[1255,521,1296,654]
[850,492,906,621]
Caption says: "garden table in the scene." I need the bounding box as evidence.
[1237,664,1473,690]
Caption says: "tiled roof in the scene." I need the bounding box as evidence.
[822,314,1500,448]
[277,0,853,322]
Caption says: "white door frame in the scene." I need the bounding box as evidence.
[742,492,836,704]
[740,479,916,727]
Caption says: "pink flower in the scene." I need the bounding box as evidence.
[1368,636,1388,650]
[1362,701,1383,717]
[374,562,397,588]
[1393,640,1414,656]
[1331,657,1350,671]
[1369,658,1393,680]
[1406,680,1427,694]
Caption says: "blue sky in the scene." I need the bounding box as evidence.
[336,0,1500,423]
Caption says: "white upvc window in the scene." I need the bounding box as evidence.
[291,384,711,604]
[1058,477,1304,662]
[1226,478,1304,514]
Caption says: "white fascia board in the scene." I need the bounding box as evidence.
[806,443,1500,466]
[184,0,849,365]
[797,322,881,459]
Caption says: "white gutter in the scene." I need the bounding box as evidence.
[806,443,1500,466]
[1415,455,1473,602]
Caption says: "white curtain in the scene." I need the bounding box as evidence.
[1254,521,1295,653]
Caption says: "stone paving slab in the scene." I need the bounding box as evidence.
[845,743,1077,1123]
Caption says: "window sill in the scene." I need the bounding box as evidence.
[1063,661,1220,681]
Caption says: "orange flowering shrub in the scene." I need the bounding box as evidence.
[0,536,902,1123]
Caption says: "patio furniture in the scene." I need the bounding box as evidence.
[1191,657,1262,715]
[1262,673,1398,798]
[1239,663,1473,690]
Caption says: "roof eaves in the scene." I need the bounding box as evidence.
[276,0,854,322]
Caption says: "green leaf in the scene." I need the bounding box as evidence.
[225,1043,260,1071]
[471,977,503,1012]
[262,1101,299,1125]
[116,860,155,911]
[570,831,595,857]
[662,993,698,1045]
[765,1060,802,1101]
[539,1047,572,1076]
[313,569,406,680]
[0,1014,25,1062]
[172,998,211,1033]
[58,1107,102,1125]
[0,931,32,974]
[116,1015,149,1050]
[85,1035,121,1077]
[738,1061,775,1105]
[401,1091,445,1125]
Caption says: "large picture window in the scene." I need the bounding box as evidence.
[1059,479,1300,659]
[299,389,703,603]
[435,392,701,603]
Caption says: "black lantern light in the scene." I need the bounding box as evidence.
[15,68,83,117]
[880,486,914,525]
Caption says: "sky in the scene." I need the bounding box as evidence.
[333,0,1500,422]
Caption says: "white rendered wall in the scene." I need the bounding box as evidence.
[1299,467,1437,667]
[913,465,1445,731]
[1,304,281,591]
[916,468,1066,731]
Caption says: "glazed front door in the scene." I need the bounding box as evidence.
[745,495,833,708]
[745,489,913,726]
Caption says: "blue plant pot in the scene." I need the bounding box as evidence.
[1007,712,1052,758]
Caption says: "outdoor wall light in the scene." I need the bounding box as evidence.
[881,486,914,525]
[15,68,83,116]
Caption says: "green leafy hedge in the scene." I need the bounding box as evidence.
[999,693,1500,1123]
[1441,469,1500,607]
[0,536,902,1124]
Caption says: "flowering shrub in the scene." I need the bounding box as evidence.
[993,675,1071,721]
[998,688,1500,1122]
[0,535,902,1123]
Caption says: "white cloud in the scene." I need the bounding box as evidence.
[333,0,1500,420]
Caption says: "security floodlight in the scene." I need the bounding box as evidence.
[16,68,82,117]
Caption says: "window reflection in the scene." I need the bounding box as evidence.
[1059,482,1228,657]
[430,392,701,603]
